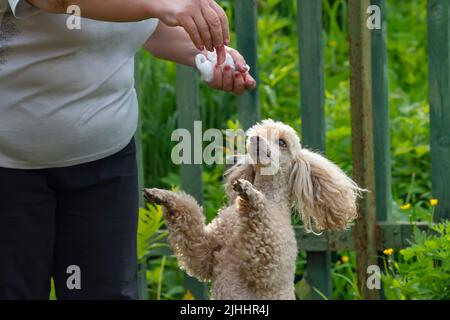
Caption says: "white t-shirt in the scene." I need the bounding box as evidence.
[0,0,158,169]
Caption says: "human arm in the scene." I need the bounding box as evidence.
[144,21,256,95]
[26,0,229,61]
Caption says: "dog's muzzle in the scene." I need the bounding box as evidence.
[248,136,271,165]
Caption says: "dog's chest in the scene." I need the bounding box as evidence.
[211,210,298,299]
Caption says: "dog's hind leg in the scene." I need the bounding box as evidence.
[144,188,219,282]
[232,179,281,293]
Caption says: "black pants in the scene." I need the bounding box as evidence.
[0,139,139,300]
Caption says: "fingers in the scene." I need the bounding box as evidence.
[163,0,230,52]
[180,16,204,51]
[228,49,248,73]
[207,61,256,95]
[208,68,255,95]
[211,65,223,88]
[210,0,230,46]
[193,13,213,51]
[227,47,256,90]
[244,73,257,90]
[200,3,223,51]
[209,0,230,64]
[220,67,246,95]
[216,45,226,65]
[222,65,233,92]
[233,72,246,95]
[200,0,229,62]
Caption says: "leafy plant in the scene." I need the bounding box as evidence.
[137,204,181,299]
[382,221,450,300]
[137,204,169,263]
[331,252,361,300]
[146,256,186,300]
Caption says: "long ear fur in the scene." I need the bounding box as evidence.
[289,149,363,233]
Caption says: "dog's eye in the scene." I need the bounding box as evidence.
[278,139,287,148]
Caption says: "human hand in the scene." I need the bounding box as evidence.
[153,0,230,64]
[206,48,256,96]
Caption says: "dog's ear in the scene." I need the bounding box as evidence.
[289,149,362,233]
[224,157,255,202]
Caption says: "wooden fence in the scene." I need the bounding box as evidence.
[135,0,450,300]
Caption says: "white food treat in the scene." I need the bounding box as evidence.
[195,54,216,83]
[206,51,218,64]
[195,50,250,83]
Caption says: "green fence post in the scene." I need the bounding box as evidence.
[427,0,450,222]
[349,0,380,300]
[370,0,391,300]
[235,0,260,130]
[297,0,331,300]
[176,65,209,300]
[371,0,392,222]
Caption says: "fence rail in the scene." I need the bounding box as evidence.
[136,0,450,300]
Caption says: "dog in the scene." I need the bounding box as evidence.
[144,119,362,299]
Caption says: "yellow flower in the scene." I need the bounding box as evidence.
[341,255,349,263]
[183,290,194,300]
[430,199,439,207]
[329,40,338,48]
[383,248,394,256]
[400,203,411,210]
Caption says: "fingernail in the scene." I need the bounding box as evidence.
[224,65,231,71]
[235,72,240,78]
[225,39,230,46]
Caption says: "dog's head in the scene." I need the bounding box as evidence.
[225,119,362,233]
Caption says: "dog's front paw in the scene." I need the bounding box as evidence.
[233,179,254,201]
[143,188,167,205]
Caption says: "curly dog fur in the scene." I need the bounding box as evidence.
[144,119,362,300]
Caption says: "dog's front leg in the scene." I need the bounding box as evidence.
[232,179,280,293]
[144,188,218,282]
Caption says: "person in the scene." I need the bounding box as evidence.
[0,0,256,300]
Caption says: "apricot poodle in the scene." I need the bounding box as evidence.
[144,119,362,300]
